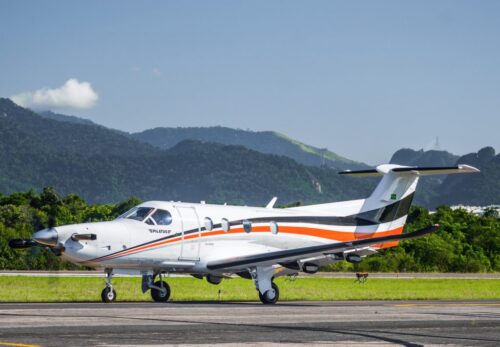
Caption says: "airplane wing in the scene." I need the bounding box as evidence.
[206,224,439,271]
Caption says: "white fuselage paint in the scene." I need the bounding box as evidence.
[55,198,405,275]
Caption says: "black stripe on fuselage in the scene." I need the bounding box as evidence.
[87,193,414,262]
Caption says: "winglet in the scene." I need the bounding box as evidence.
[266,197,278,209]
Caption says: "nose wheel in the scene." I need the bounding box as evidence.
[101,268,116,303]
[101,287,116,303]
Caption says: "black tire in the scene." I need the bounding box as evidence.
[258,282,279,305]
[101,287,116,303]
[151,281,171,302]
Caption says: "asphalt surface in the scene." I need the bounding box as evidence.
[0,301,499,346]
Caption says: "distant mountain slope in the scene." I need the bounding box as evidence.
[435,147,500,206]
[0,98,154,158]
[38,110,97,126]
[1,98,496,207]
[390,148,459,167]
[131,127,367,170]
[0,98,373,204]
[389,147,499,208]
[390,148,461,207]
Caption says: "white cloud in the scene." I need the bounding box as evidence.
[11,79,99,110]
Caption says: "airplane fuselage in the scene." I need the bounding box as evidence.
[55,199,402,274]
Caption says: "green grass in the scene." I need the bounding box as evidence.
[0,277,499,302]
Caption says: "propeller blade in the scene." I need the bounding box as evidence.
[9,239,38,249]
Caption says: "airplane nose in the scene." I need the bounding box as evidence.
[32,228,58,247]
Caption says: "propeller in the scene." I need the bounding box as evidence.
[8,239,38,249]
[9,228,62,255]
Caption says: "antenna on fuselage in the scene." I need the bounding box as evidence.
[266,197,278,209]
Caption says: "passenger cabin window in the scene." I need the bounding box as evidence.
[221,218,230,232]
[243,220,252,233]
[151,209,173,226]
[125,207,154,221]
[204,217,213,231]
[270,221,279,235]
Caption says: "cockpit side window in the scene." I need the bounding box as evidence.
[151,209,173,226]
[125,207,154,221]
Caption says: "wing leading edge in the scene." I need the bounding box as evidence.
[206,224,440,271]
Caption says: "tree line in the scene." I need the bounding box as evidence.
[0,188,498,272]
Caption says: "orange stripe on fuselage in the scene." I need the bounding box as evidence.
[95,225,405,262]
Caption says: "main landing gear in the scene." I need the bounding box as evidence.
[142,272,171,302]
[250,266,280,305]
[100,269,171,303]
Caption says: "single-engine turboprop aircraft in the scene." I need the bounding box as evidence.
[9,164,479,304]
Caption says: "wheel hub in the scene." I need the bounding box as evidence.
[265,289,276,300]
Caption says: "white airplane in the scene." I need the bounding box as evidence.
[9,164,479,304]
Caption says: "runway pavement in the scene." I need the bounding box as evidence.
[0,300,499,346]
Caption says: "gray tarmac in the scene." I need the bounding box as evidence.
[0,300,499,346]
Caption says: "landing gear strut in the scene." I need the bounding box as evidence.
[142,272,171,302]
[101,268,116,303]
[250,266,280,305]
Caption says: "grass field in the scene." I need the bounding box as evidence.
[0,276,499,302]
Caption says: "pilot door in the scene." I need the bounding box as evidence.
[175,206,201,261]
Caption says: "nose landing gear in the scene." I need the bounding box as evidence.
[101,268,116,303]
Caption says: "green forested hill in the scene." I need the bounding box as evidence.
[436,147,500,206]
[389,147,500,208]
[390,148,460,207]
[0,98,154,157]
[390,148,459,167]
[0,98,373,205]
[38,110,98,126]
[0,98,498,207]
[131,126,367,170]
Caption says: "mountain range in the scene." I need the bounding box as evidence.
[131,127,366,170]
[0,97,497,208]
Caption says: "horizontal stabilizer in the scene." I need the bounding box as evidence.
[339,164,479,177]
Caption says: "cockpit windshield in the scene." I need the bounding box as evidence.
[117,207,173,225]
[121,207,154,221]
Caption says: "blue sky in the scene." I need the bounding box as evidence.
[0,0,499,164]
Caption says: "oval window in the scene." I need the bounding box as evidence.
[270,221,279,235]
[221,218,230,232]
[204,217,213,231]
[243,220,252,233]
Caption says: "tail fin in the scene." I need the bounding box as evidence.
[339,164,479,246]
[340,164,479,214]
